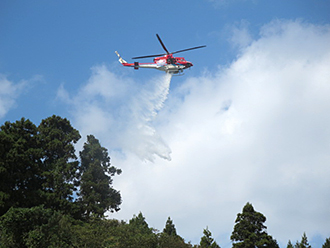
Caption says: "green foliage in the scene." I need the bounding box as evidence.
[322,238,330,248]
[5,116,319,247]
[163,216,177,236]
[112,213,157,248]
[0,209,195,248]
[128,212,154,235]
[231,202,279,248]
[0,118,43,216]
[0,116,122,221]
[78,135,122,219]
[0,205,74,248]
[0,116,81,216]
[158,232,189,248]
[200,227,220,248]
[159,216,190,248]
[294,233,312,248]
[71,218,121,248]
[38,115,81,215]
[287,240,294,248]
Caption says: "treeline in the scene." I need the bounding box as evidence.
[0,116,329,247]
[0,116,121,219]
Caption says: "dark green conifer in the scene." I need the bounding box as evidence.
[0,118,43,215]
[163,217,177,236]
[322,238,330,248]
[200,227,220,248]
[78,135,121,219]
[295,233,312,248]
[287,240,294,248]
[231,202,279,248]
[38,115,81,213]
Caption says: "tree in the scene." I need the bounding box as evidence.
[322,238,330,248]
[38,115,81,213]
[71,218,121,248]
[78,135,121,219]
[114,212,157,248]
[295,233,311,248]
[200,227,220,248]
[163,217,177,236]
[287,240,294,248]
[0,205,74,247]
[300,233,311,248]
[0,118,43,216]
[231,202,279,248]
[129,212,152,234]
[0,116,82,217]
[158,217,190,248]
[158,232,189,248]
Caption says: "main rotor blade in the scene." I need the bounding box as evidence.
[156,34,170,54]
[172,45,206,55]
[132,53,165,59]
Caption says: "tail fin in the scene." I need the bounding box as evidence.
[115,51,127,64]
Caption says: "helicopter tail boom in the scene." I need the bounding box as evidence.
[115,51,128,64]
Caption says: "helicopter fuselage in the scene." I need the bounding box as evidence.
[115,34,204,74]
[116,53,193,74]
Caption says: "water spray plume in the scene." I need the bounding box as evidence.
[126,73,172,161]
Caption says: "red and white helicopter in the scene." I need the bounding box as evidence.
[115,34,206,75]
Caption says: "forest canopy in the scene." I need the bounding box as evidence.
[0,116,328,247]
[0,115,121,218]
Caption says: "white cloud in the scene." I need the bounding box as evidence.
[0,75,27,119]
[229,20,253,50]
[62,20,330,247]
[58,65,172,162]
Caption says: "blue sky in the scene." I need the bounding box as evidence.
[1,1,330,247]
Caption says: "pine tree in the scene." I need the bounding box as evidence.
[200,227,220,248]
[295,233,311,248]
[0,118,43,215]
[129,212,152,234]
[322,238,330,248]
[38,115,81,213]
[116,212,158,247]
[159,216,189,248]
[0,206,74,247]
[287,240,294,248]
[300,233,311,248]
[1,116,82,217]
[78,135,121,219]
[231,202,279,248]
[163,217,177,236]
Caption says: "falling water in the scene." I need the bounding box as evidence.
[126,72,173,161]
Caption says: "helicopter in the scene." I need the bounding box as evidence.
[115,34,206,75]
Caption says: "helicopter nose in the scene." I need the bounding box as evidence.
[186,62,193,68]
